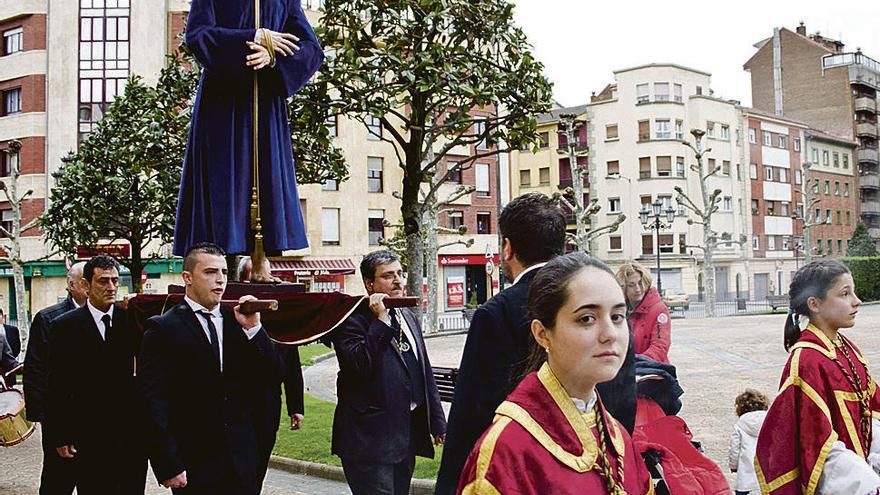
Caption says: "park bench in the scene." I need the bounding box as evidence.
[766,294,790,311]
[432,366,459,402]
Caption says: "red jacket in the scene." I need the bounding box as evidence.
[629,287,671,363]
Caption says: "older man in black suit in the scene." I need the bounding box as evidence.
[331,250,446,495]
[138,243,281,495]
[46,256,146,494]
[24,261,87,495]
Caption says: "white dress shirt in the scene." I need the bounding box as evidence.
[86,300,114,341]
[184,296,262,372]
[512,262,547,286]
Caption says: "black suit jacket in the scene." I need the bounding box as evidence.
[435,268,638,494]
[24,296,77,422]
[255,344,305,483]
[3,323,20,385]
[46,305,142,451]
[138,302,281,490]
[331,307,446,464]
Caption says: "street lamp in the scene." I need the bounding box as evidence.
[640,199,677,296]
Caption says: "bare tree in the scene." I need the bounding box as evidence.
[0,140,39,350]
[796,161,821,265]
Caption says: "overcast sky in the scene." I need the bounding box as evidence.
[511,0,880,108]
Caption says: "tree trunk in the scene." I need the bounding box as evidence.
[129,239,144,294]
[11,259,28,354]
[423,205,439,334]
[405,230,424,321]
[694,141,716,318]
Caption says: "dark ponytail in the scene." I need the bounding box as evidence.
[518,252,617,381]
[784,259,850,351]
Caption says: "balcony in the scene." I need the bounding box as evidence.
[861,173,880,190]
[860,148,880,164]
[855,96,878,113]
[861,199,880,215]
[857,122,878,137]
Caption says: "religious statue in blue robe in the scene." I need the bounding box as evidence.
[173,0,324,259]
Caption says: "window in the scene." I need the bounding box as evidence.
[708,158,716,174]
[367,115,382,140]
[846,211,852,225]
[476,212,492,234]
[326,114,338,137]
[675,120,683,140]
[813,178,820,194]
[815,208,822,223]
[642,234,654,255]
[845,183,850,197]
[765,166,774,181]
[609,236,622,251]
[638,120,650,141]
[766,200,776,216]
[367,156,383,193]
[519,169,531,187]
[750,163,758,179]
[778,135,787,149]
[720,125,730,140]
[448,210,464,230]
[321,208,340,246]
[836,210,842,224]
[780,202,790,217]
[843,154,849,169]
[0,150,18,177]
[822,150,829,166]
[3,27,23,55]
[676,156,685,177]
[838,239,844,255]
[696,85,703,95]
[706,122,715,138]
[607,160,620,176]
[748,128,757,144]
[2,88,21,115]
[659,234,674,254]
[656,156,672,177]
[474,119,488,150]
[446,162,461,184]
[538,131,549,148]
[783,236,791,250]
[795,170,802,184]
[833,152,840,168]
[538,167,550,185]
[639,157,651,179]
[827,239,833,255]
[0,209,11,235]
[654,83,669,102]
[768,236,776,250]
[824,180,831,195]
[778,168,787,183]
[751,199,759,214]
[825,209,832,224]
[793,138,801,151]
[673,84,683,102]
[817,239,823,255]
[834,181,840,196]
[476,163,490,196]
[796,203,804,218]
[812,148,819,163]
[763,132,772,146]
[605,124,618,140]
[655,119,671,139]
[752,236,760,251]
[723,196,732,211]
[368,210,384,245]
[636,83,649,103]
[609,198,621,213]
[722,160,730,176]
[321,178,338,191]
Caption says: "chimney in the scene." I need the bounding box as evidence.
[796,21,806,36]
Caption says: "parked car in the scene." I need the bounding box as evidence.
[662,288,690,310]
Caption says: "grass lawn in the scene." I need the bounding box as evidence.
[273,394,443,480]
[297,342,333,366]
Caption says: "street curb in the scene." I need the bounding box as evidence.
[269,455,436,494]
[310,351,337,365]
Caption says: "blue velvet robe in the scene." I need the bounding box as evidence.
[173,0,324,256]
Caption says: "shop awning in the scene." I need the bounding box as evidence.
[271,259,357,276]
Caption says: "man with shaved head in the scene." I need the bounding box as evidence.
[24,261,88,494]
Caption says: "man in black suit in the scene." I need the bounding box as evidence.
[436,192,626,494]
[236,256,306,486]
[331,250,446,495]
[139,242,281,495]
[45,256,146,494]
[24,261,87,495]
[1,308,20,385]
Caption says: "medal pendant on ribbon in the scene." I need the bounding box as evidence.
[400,341,411,353]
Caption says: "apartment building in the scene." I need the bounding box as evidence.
[744,23,880,242]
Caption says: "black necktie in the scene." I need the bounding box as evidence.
[197,310,221,371]
[101,314,112,342]
[390,309,425,407]
[389,308,401,331]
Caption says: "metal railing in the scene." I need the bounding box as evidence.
[855,96,878,113]
[824,52,880,73]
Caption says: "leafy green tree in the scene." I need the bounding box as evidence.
[848,221,878,257]
[288,81,348,185]
[317,0,554,304]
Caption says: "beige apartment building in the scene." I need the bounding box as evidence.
[0,0,498,318]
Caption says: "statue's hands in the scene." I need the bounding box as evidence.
[246,42,272,70]
[255,29,301,57]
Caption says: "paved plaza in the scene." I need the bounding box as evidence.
[5,305,880,493]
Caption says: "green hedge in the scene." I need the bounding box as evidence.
[841,257,880,302]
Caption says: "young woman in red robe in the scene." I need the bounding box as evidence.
[457,252,653,495]
[755,260,880,495]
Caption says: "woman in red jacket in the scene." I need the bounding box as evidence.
[616,262,671,363]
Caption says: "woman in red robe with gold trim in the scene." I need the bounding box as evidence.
[755,260,880,495]
[457,252,653,494]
